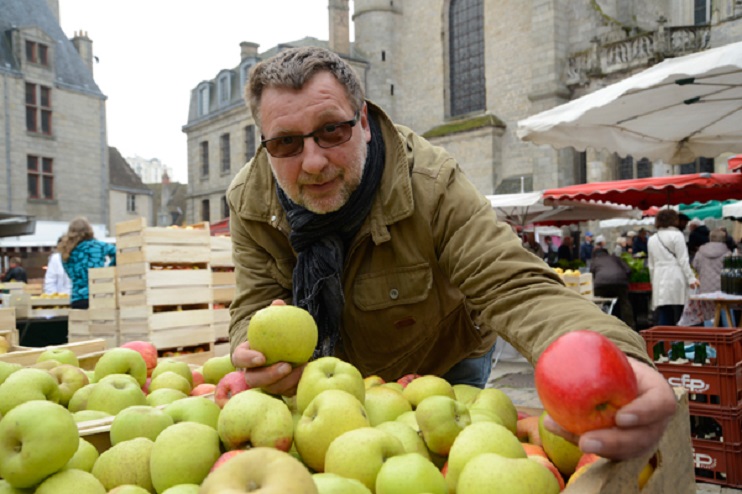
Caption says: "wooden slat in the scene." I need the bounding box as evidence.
[88,267,117,280]
[115,217,147,237]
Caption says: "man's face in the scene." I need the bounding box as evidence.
[259,72,372,214]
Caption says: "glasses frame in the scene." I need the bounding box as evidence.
[260,110,361,158]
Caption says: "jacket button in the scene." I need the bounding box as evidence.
[389,288,399,300]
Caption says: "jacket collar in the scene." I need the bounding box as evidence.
[235,101,414,244]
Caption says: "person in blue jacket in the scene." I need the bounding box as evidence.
[58,217,116,309]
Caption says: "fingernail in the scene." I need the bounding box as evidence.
[581,438,603,454]
[277,363,291,374]
[616,413,639,427]
[251,356,264,366]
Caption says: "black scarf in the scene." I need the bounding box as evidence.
[276,112,385,359]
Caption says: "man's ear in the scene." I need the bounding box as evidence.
[361,103,372,143]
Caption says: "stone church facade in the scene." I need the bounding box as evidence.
[184,0,742,224]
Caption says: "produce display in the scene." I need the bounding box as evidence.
[0,322,659,493]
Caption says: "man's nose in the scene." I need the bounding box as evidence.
[300,137,328,174]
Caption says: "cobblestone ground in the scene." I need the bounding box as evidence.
[486,355,742,494]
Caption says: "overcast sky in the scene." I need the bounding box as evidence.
[59,0,350,182]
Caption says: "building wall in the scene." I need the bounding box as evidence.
[109,189,153,230]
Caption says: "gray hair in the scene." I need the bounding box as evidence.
[246,46,365,129]
[710,228,726,243]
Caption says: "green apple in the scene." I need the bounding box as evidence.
[415,395,470,456]
[73,410,112,423]
[161,485,200,494]
[469,388,518,434]
[150,421,221,493]
[68,383,97,412]
[37,347,79,367]
[453,383,481,405]
[49,363,90,406]
[0,400,79,488]
[151,359,193,387]
[313,472,371,494]
[149,371,192,395]
[456,453,560,494]
[375,421,430,459]
[296,356,365,413]
[247,304,318,366]
[201,447,317,493]
[382,382,404,392]
[0,368,60,415]
[402,375,455,408]
[395,410,420,431]
[0,479,33,493]
[86,374,147,415]
[218,389,293,451]
[91,437,154,492]
[364,385,413,426]
[201,355,236,385]
[325,427,405,490]
[62,438,99,472]
[163,396,221,429]
[0,361,22,385]
[106,485,151,494]
[375,452,447,494]
[110,405,174,445]
[94,348,147,386]
[469,407,505,426]
[146,388,189,406]
[35,468,107,494]
[446,421,527,493]
[294,389,371,472]
[363,375,385,389]
[539,411,582,476]
[30,359,62,371]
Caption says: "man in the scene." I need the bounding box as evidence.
[521,229,544,259]
[557,235,574,262]
[227,46,675,461]
[2,257,27,283]
[543,235,559,267]
[579,231,594,264]
[632,228,649,256]
[590,235,634,329]
[677,213,690,233]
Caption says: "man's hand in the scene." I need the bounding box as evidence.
[544,357,676,461]
[230,299,305,396]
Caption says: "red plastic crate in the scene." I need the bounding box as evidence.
[641,326,742,368]
[656,362,742,409]
[689,405,742,446]
[692,440,742,488]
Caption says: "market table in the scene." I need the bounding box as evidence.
[16,314,69,346]
[688,291,742,327]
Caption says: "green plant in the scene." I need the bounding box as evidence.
[621,254,650,283]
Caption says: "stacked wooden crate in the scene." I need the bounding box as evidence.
[68,267,120,349]
[210,235,234,356]
[0,307,18,349]
[115,218,215,354]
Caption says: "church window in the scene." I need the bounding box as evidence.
[449,0,485,116]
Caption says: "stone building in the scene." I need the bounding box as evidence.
[109,146,154,228]
[125,154,174,185]
[183,0,742,224]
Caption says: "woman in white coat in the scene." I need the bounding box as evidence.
[648,209,699,326]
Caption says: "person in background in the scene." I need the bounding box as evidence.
[227,46,676,461]
[58,217,116,309]
[579,231,594,264]
[557,235,574,262]
[522,229,544,259]
[2,257,27,283]
[647,209,699,326]
[591,235,635,329]
[693,228,734,326]
[687,219,710,261]
[719,226,737,252]
[613,236,627,257]
[543,235,559,267]
[625,230,636,254]
[677,213,690,233]
[632,228,649,256]
[44,236,72,295]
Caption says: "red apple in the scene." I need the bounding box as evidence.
[396,373,422,388]
[534,330,638,435]
[516,415,541,445]
[441,461,448,477]
[575,452,601,471]
[192,369,205,387]
[210,450,247,472]
[121,340,158,377]
[214,371,250,408]
[522,443,548,459]
[142,377,151,394]
[192,383,217,396]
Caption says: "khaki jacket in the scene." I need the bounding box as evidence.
[227,103,650,381]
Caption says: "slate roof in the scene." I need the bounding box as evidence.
[109,146,150,193]
[0,0,102,96]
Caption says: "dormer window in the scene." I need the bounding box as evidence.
[197,82,211,117]
[217,71,234,106]
[240,61,254,95]
[25,40,49,66]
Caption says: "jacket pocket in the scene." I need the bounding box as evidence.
[269,257,295,289]
[352,263,432,310]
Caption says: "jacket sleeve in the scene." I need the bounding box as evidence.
[105,242,117,266]
[672,232,697,284]
[423,156,651,366]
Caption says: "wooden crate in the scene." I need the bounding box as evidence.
[89,267,118,309]
[117,263,212,308]
[23,282,43,296]
[118,307,215,350]
[68,309,90,335]
[0,307,15,330]
[214,341,230,357]
[213,307,230,341]
[212,270,235,305]
[563,272,594,298]
[29,295,71,317]
[157,341,214,365]
[115,217,211,265]
[0,338,107,369]
[210,235,234,268]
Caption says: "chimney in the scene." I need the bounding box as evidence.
[71,31,94,75]
[328,0,350,55]
[240,41,260,60]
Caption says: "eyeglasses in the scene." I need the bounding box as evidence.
[261,111,360,158]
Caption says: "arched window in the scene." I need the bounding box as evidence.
[449,0,485,116]
[217,70,234,106]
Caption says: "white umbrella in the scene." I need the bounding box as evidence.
[517,41,742,164]
[722,200,742,220]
